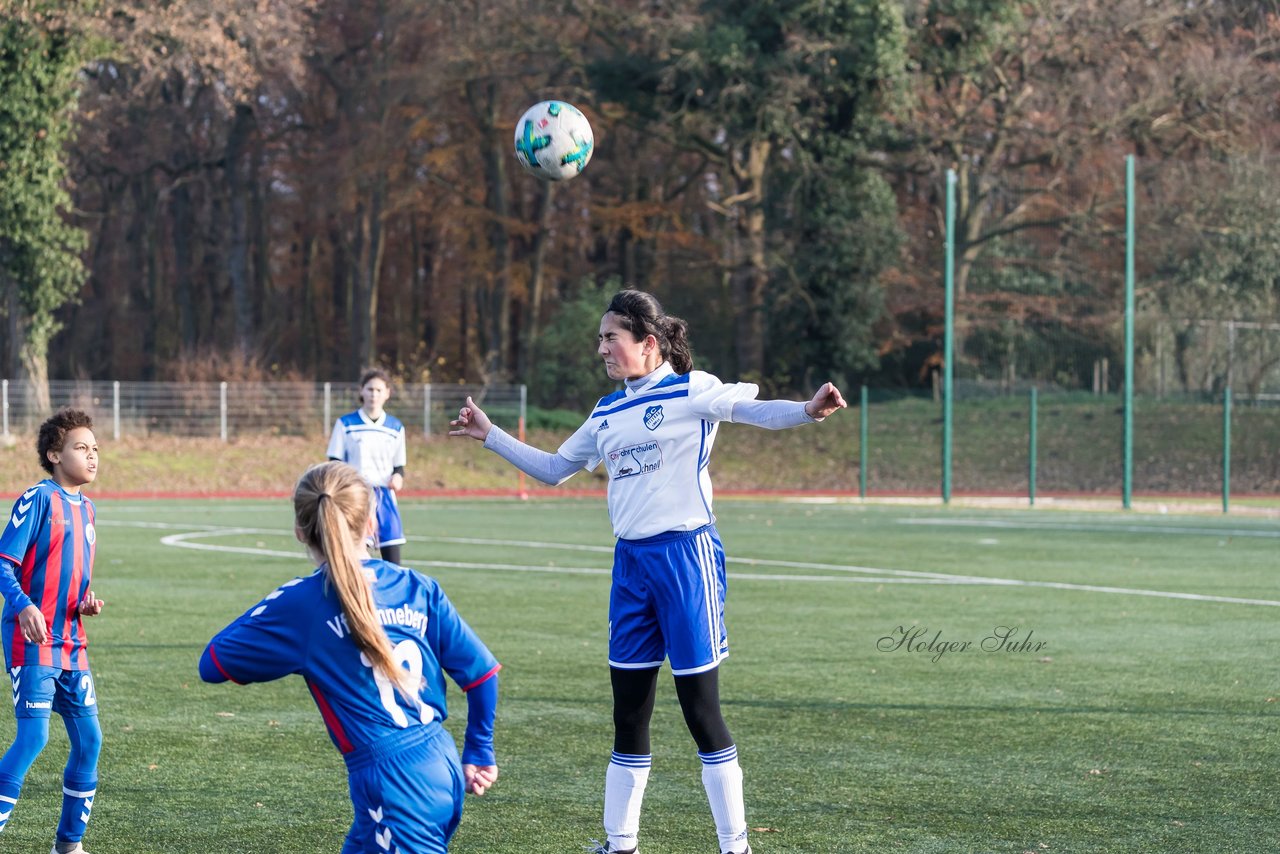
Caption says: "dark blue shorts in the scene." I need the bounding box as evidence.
[608,524,728,676]
[341,724,464,854]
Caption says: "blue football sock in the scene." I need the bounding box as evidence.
[0,774,20,834]
[55,774,97,843]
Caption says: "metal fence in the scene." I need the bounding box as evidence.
[954,316,1280,404]
[0,380,527,440]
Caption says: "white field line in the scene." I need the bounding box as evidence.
[896,517,1280,538]
[103,520,1280,608]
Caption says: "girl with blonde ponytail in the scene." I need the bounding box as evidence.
[201,462,501,853]
[294,462,411,698]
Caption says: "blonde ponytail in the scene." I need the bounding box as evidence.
[294,462,412,698]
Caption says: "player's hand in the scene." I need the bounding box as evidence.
[463,763,498,796]
[389,472,404,492]
[804,382,848,420]
[449,396,493,441]
[78,590,104,616]
[18,604,48,643]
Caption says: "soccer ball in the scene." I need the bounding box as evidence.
[513,101,594,181]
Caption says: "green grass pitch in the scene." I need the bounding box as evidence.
[1,498,1276,853]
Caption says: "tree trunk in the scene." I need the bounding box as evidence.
[412,214,440,366]
[520,182,556,380]
[729,138,771,381]
[171,182,198,352]
[141,177,160,378]
[299,228,318,371]
[470,79,513,382]
[352,183,386,371]
[3,271,18,379]
[329,215,351,379]
[14,311,52,419]
[1,269,52,417]
[225,103,257,356]
[459,278,470,380]
[250,126,272,354]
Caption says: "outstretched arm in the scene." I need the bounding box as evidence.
[732,382,849,429]
[450,396,584,485]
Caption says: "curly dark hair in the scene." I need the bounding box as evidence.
[37,408,95,475]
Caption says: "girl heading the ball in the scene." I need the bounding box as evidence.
[450,288,846,854]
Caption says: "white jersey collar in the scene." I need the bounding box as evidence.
[358,408,387,427]
[625,361,674,395]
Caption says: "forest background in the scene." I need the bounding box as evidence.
[2,0,1279,417]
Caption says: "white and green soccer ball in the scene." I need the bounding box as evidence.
[513,101,594,181]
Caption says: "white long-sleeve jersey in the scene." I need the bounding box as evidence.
[484,363,815,540]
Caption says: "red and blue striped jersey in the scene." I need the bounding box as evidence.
[0,480,97,670]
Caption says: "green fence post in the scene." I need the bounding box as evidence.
[1123,154,1135,510]
[859,385,868,500]
[1029,387,1038,507]
[943,169,956,504]
[1223,386,1231,514]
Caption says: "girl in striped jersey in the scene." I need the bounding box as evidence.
[0,408,105,854]
[450,289,847,854]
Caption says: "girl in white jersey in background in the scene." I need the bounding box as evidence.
[450,289,846,854]
[328,368,408,565]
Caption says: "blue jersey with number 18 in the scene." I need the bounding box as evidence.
[203,560,499,754]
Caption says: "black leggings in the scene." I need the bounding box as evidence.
[610,666,734,755]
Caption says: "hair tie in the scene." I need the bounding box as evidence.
[317,492,331,501]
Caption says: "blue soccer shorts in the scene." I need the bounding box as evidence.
[9,665,99,719]
[608,524,728,676]
[373,486,406,548]
[342,724,464,854]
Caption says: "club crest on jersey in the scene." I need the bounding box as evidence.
[643,405,664,430]
[85,523,96,545]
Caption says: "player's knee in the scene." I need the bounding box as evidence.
[683,709,732,752]
[66,716,103,768]
[3,717,51,773]
[26,724,52,754]
[675,687,733,752]
[612,699,655,754]
[613,700,651,733]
